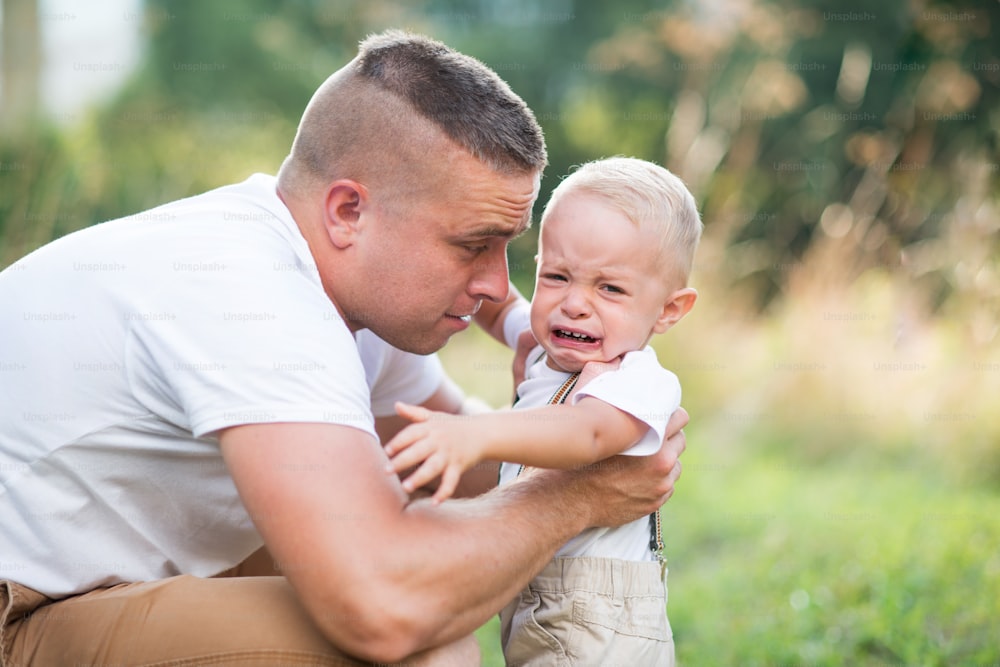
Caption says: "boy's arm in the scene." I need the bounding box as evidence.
[480,398,648,466]
[385,397,646,502]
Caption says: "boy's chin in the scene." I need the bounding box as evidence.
[543,350,606,374]
[543,353,585,374]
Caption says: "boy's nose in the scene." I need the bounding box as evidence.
[560,288,591,318]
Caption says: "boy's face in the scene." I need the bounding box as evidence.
[530,192,691,373]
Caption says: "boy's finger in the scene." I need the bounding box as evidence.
[383,430,415,457]
[388,445,425,474]
[384,422,431,457]
[395,401,431,423]
[402,456,442,493]
[433,468,461,504]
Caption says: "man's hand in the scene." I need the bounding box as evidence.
[384,402,484,503]
[528,406,688,528]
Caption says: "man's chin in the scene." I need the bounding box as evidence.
[374,327,452,356]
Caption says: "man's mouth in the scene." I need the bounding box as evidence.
[553,328,598,343]
[445,302,480,323]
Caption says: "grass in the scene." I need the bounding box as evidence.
[470,435,1000,666]
[663,442,1000,666]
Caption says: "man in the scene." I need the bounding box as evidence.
[0,30,686,665]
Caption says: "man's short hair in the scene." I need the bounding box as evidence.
[354,30,547,174]
[281,30,546,195]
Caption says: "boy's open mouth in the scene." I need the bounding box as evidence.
[554,328,597,343]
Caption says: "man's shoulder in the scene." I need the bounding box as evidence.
[137,173,283,227]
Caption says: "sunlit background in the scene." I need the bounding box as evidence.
[2,0,998,664]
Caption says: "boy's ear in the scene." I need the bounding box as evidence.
[323,180,369,249]
[652,287,698,334]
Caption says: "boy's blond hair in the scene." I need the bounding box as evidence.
[541,157,702,286]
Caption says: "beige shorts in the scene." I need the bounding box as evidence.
[500,556,674,667]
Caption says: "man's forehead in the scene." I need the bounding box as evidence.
[457,217,532,240]
[452,181,538,233]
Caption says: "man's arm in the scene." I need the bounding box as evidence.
[219,413,684,662]
[474,284,537,394]
[386,398,648,501]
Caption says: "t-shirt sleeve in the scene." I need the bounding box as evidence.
[570,347,681,456]
[502,300,533,350]
[124,248,376,440]
[357,331,445,417]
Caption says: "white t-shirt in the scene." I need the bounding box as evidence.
[0,174,441,597]
[499,308,680,562]
[358,329,443,419]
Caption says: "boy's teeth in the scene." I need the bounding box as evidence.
[558,329,594,341]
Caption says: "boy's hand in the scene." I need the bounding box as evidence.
[384,402,483,504]
[568,356,622,402]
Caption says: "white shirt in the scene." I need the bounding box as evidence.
[358,329,443,419]
[0,174,441,597]
[499,309,680,561]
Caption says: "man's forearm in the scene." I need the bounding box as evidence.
[376,473,590,651]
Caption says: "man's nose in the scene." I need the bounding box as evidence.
[469,249,510,303]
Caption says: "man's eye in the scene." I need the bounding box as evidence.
[464,244,489,255]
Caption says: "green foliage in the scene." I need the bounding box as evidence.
[4,0,998,319]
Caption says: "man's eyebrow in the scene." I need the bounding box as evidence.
[459,221,532,240]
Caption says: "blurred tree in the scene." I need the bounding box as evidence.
[566,0,1000,324]
[0,0,41,132]
[1,0,997,329]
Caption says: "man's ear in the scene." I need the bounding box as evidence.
[652,287,698,334]
[323,180,368,249]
